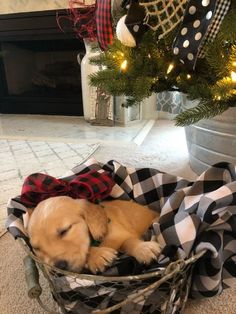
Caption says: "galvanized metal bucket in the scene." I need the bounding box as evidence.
[184,102,236,174]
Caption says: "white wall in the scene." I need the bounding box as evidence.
[142,94,159,120]
[0,0,94,14]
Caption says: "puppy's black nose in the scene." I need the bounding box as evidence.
[54,260,69,271]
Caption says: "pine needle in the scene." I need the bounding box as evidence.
[174,100,230,126]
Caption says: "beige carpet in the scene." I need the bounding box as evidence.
[1,122,236,313]
[0,231,58,314]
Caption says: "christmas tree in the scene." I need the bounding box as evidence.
[88,0,236,126]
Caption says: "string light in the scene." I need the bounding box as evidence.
[167,63,174,74]
[231,71,236,82]
[187,74,191,79]
[153,77,159,83]
[120,60,128,71]
[232,61,236,67]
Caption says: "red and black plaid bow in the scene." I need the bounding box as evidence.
[95,0,113,50]
[20,170,114,207]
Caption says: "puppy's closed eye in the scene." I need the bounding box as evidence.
[57,225,72,238]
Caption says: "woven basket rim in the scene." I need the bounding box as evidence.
[18,238,206,282]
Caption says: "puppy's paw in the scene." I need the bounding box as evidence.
[86,247,117,274]
[131,241,161,264]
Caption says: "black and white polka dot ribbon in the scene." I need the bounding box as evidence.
[172,0,219,70]
[198,0,231,58]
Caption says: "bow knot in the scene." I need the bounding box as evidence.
[20,170,114,207]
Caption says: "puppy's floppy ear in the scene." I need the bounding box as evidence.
[79,200,108,241]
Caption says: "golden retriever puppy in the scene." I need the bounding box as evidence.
[27,196,160,273]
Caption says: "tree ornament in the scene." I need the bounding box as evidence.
[116,15,136,47]
[116,0,149,47]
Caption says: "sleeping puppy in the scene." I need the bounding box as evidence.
[27,196,160,274]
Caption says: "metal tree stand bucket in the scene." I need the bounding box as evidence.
[184,105,236,174]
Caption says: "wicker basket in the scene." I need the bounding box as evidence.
[19,237,205,314]
[7,159,236,313]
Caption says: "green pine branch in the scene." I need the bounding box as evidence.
[204,34,229,78]
[219,4,236,43]
[88,5,236,126]
[174,100,232,126]
[228,44,236,71]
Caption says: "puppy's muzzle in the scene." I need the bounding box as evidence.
[54,260,69,271]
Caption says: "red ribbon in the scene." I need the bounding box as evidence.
[20,170,114,207]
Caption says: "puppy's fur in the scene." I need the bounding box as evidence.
[27,196,160,273]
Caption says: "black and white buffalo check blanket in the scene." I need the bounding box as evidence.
[6,158,236,313]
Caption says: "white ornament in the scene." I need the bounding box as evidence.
[116,15,136,47]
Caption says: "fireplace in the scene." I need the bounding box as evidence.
[0,10,85,115]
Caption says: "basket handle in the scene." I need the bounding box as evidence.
[23,255,42,299]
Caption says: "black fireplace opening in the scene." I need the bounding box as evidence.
[2,39,82,98]
[0,10,85,116]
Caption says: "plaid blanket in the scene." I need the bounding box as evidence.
[6,158,236,312]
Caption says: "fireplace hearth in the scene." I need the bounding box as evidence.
[0,10,85,115]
